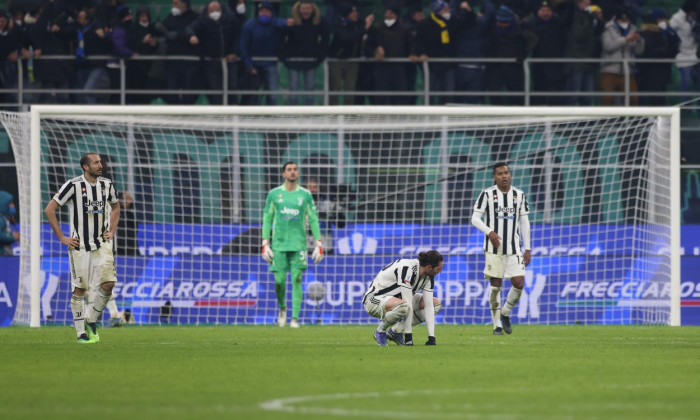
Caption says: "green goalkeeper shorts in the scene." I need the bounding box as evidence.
[270,250,308,273]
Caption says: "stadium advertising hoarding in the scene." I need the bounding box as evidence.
[1,224,699,326]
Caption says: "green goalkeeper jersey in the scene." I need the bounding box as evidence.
[262,184,322,252]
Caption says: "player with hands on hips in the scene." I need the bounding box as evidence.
[44,153,121,343]
[261,161,323,328]
[471,162,531,335]
[363,250,444,346]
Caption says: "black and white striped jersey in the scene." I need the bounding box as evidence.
[473,185,530,255]
[53,175,119,251]
[363,259,435,304]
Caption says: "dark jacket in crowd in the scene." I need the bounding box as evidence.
[281,1,329,70]
[452,0,495,60]
[414,8,476,70]
[240,11,288,68]
[638,20,680,88]
[76,18,110,68]
[27,4,75,83]
[530,10,568,80]
[327,13,367,59]
[366,18,413,58]
[186,7,240,59]
[127,9,159,56]
[563,4,603,73]
[159,7,198,56]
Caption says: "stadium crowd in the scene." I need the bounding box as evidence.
[0,0,696,106]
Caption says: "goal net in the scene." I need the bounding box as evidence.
[1,106,680,327]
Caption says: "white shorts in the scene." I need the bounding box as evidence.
[483,252,525,279]
[364,293,424,320]
[69,244,117,290]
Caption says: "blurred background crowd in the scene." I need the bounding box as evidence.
[0,0,698,107]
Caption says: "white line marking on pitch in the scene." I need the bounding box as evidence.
[260,389,518,419]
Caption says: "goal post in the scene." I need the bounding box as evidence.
[5,105,683,327]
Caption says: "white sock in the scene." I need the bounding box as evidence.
[378,303,408,332]
[71,294,86,336]
[489,286,502,329]
[87,288,112,323]
[106,295,119,318]
[502,287,523,317]
[394,302,442,330]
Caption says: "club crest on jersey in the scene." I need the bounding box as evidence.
[298,197,303,206]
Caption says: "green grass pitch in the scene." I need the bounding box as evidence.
[1,324,699,419]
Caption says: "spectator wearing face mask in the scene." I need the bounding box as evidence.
[366,2,414,105]
[239,1,293,105]
[157,0,198,104]
[126,7,159,104]
[414,0,476,104]
[187,1,241,105]
[599,7,644,106]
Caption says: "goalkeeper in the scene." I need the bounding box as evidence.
[261,161,324,328]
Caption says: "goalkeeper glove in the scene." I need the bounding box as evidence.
[311,239,324,263]
[261,239,274,263]
[425,336,436,346]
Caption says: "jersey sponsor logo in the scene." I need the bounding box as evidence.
[84,200,105,208]
[495,206,515,213]
[280,206,300,216]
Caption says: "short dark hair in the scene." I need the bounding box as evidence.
[418,250,443,267]
[493,162,509,174]
[282,161,298,171]
[80,153,98,170]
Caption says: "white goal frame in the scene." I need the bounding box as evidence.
[27,105,681,327]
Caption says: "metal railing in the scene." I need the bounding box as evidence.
[2,54,698,108]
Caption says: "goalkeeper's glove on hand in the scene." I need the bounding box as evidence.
[311,239,324,263]
[262,239,274,263]
[425,336,436,346]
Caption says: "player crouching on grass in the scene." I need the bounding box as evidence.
[363,250,444,346]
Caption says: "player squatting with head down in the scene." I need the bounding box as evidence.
[471,162,532,335]
[363,250,444,346]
